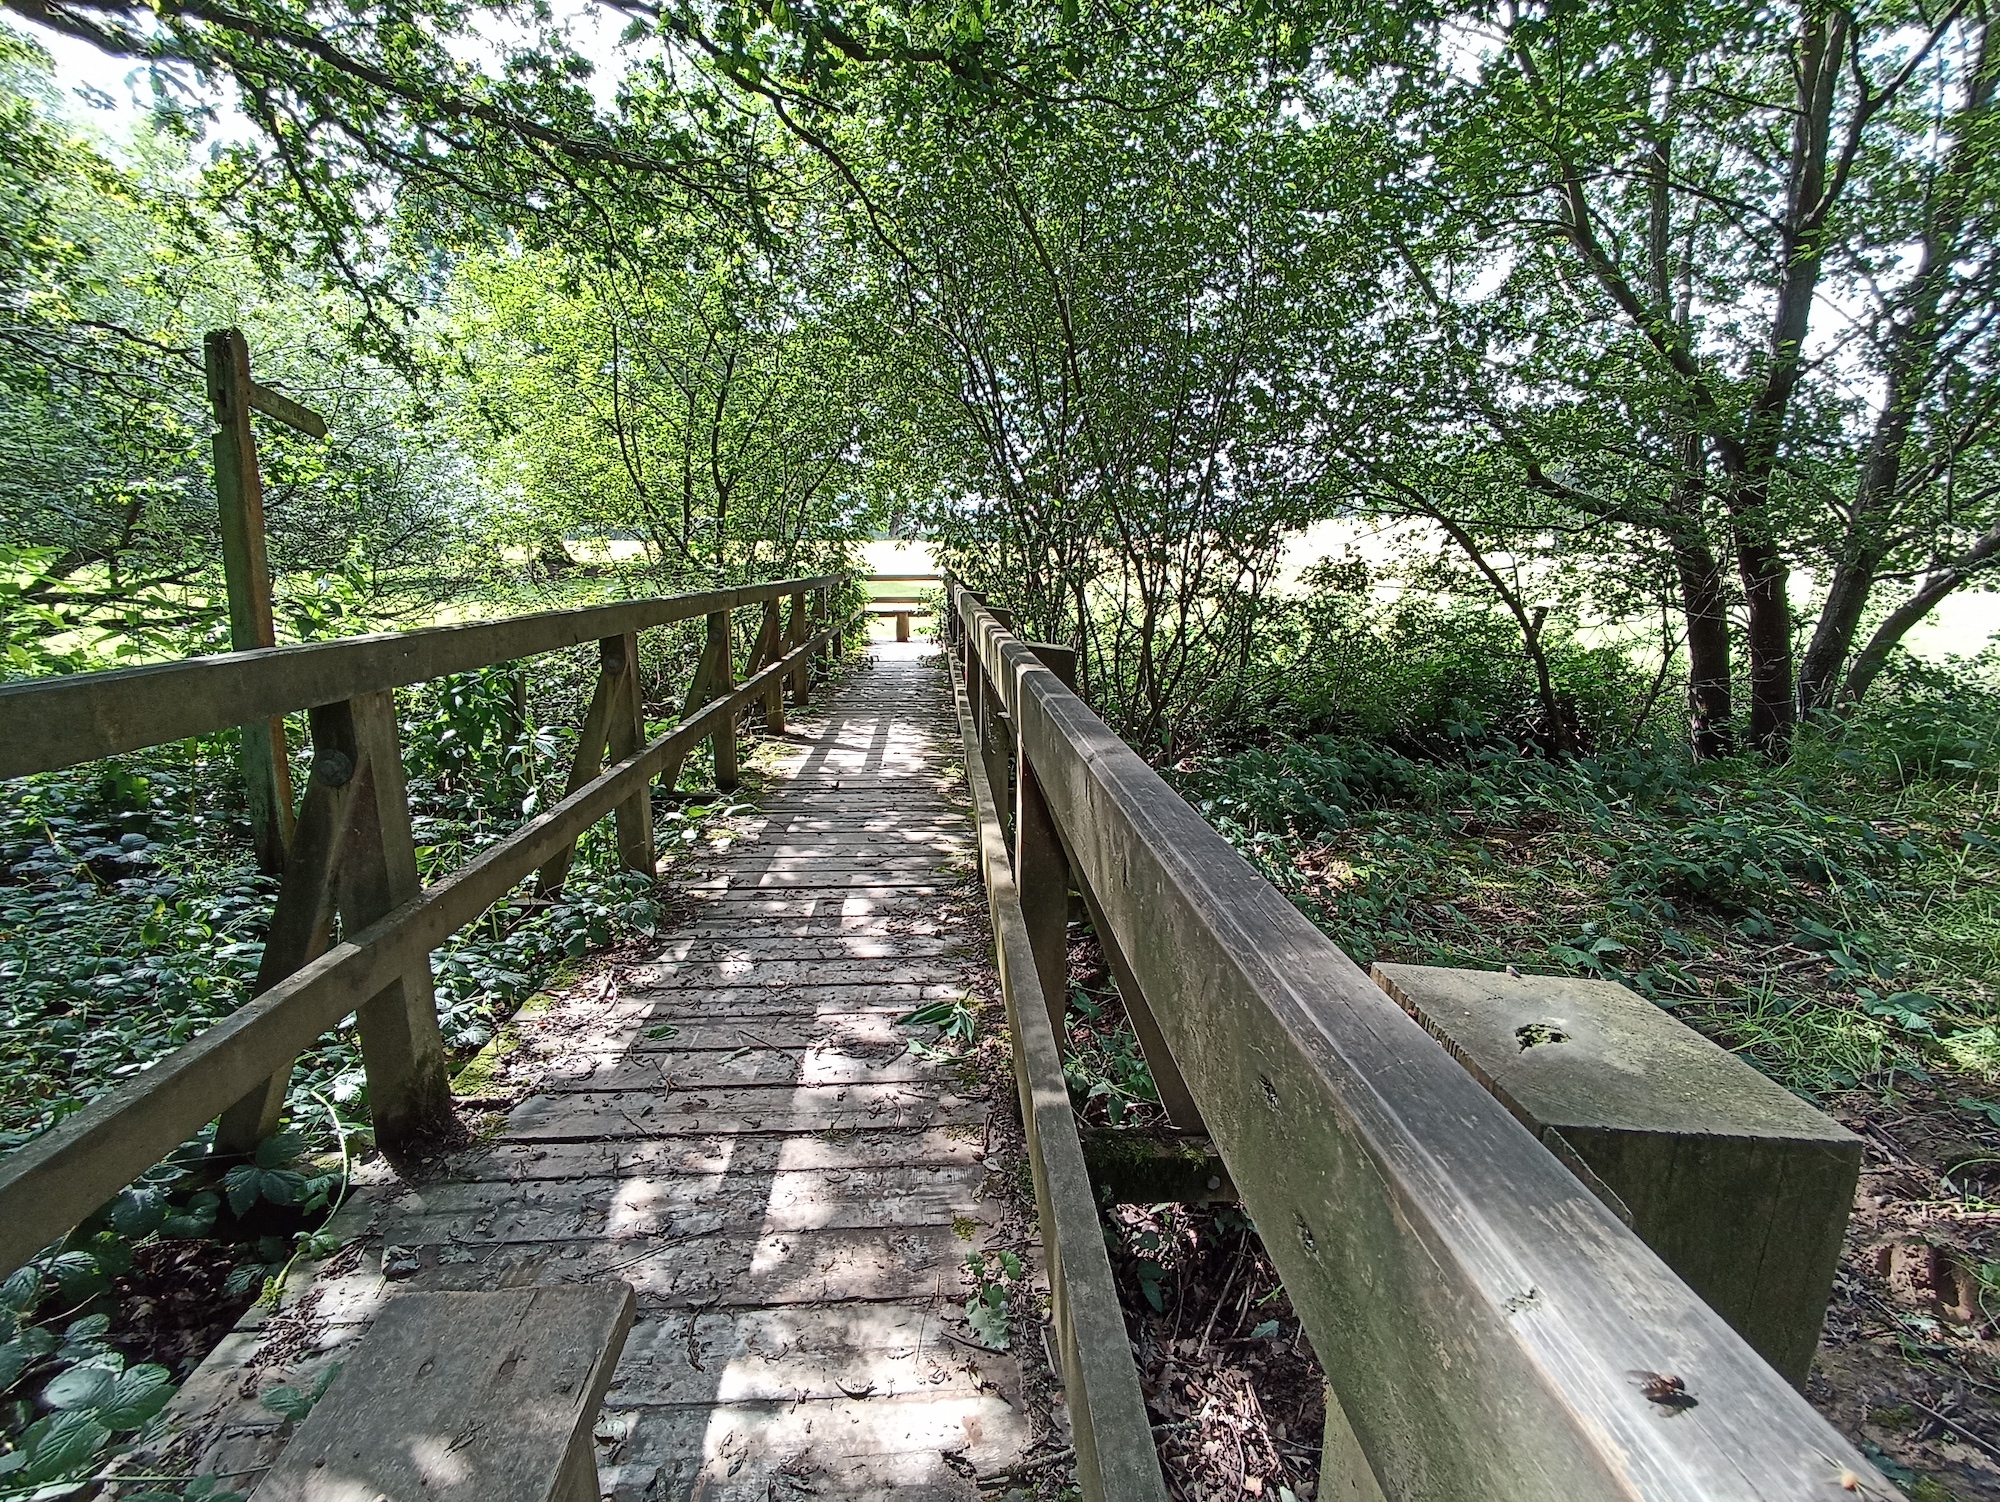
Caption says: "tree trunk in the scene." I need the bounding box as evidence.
[1662,431,1733,757]
[1672,532,1735,758]
[1841,525,2000,703]
[1737,533,1796,756]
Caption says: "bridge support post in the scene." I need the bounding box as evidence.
[756,599,787,734]
[214,700,368,1155]
[538,636,633,895]
[604,631,654,876]
[341,690,454,1152]
[708,610,739,790]
[214,692,451,1156]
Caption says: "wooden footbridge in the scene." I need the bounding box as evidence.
[0,576,1893,1500]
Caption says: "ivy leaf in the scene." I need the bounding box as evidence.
[1,1265,43,1313]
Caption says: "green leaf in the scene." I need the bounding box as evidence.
[22,1408,113,1485]
[964,1297,1010,1350]
[101,1364,175,1429]
[1,1266,43,1313]
[1250,1319,1282,1339]
[43,1363,117,1411]
[254,1132,308,1170]
[260,1384,311,1421]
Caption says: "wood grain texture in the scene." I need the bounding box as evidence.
[956,583,1887,1501]
[253,1284,635,1502]
[951,647,1169,1502]
[1372,962,1860,1383]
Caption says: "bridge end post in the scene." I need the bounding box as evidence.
[605,631,655,876]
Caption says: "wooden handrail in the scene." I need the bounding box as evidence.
[0,580,855,1276]
[0,576,840,778]
[949,583,1886,1501]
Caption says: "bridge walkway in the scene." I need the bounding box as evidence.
[168,641,1043,1501]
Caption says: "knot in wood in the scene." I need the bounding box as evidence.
[313,750,355,787]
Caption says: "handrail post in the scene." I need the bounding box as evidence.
[707,609,739,790]
[214,700,367,1155]
[786,591,810,706]
[605,631,654,875]
[758,598,787,734]
[342,689,453,1150]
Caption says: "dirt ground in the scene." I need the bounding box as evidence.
[1813,1081,2000,1501]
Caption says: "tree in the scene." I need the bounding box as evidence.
[1363,0,2000,753]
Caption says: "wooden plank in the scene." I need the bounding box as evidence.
[502,1082,982,1139]
[950,650,1168,1502]
[1373,962,1860,1384]
[958,586,1887,1500]
[360,1164,991,1243]
[447,1129,986,1184]
[0,627,851,1273]
[254,1284,634,1502]
[0,575,839,778]
[308,1222,993,1311]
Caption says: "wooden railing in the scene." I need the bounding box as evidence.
[0,576,854,1276]
[947,583,1889,1502]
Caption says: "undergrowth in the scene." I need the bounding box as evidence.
[1172,656,2000,1100]
[0,637,761,1496]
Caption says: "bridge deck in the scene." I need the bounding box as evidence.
[165,642,1041,1501]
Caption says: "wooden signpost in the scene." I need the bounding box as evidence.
[203,329,328,874]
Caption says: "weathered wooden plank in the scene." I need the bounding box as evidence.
[360,1164,991,1244]
[950,650,1168,1502]
[0,576,840,778]
[444,1129,987,1185]
[537,1047,935,1091]
[597,1392,1030,1499]
[305,1222,990,1312]
[1373,962,1860,1384]
[503,1082,982,1140]
[253,1284,634,1502]
[611,962,976,993]
[960,586,1887,1500]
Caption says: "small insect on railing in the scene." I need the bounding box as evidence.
[946,583,1890,1502]
[0,578,858,1277]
